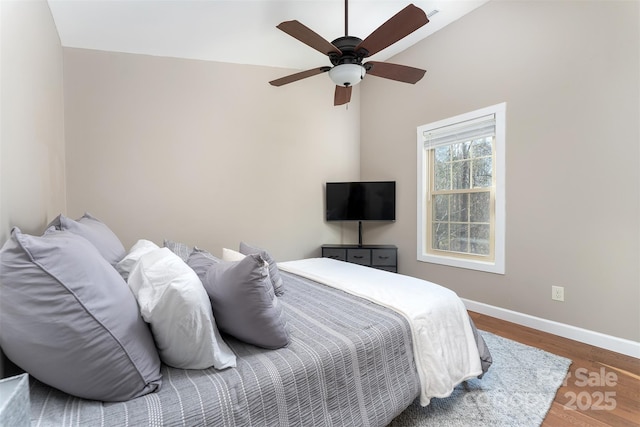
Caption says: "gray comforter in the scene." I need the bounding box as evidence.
[29,271,490,426]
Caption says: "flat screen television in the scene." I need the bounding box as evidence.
[325,181,396,222]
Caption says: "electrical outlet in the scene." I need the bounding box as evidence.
[552,286,565,302]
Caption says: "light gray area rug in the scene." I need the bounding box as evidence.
[389,331,572,427]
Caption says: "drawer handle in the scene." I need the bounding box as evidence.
[353,255,364,259]
[378,256,389,259]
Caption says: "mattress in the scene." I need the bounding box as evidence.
[278,257,487,406]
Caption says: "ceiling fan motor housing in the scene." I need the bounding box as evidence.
[329,36,367,66]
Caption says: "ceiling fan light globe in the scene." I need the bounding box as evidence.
[329,64,366,87]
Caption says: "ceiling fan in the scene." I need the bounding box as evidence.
[269,1,429,106]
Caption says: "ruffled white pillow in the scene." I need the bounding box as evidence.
[116,239,159,280]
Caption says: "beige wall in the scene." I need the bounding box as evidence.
[0,0,66,377]
[0,0,66,244]
[2,0,637,349]
[63,48,361,260]
[360,0,640,341]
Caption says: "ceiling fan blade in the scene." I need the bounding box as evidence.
[365,61,426,84]
[334,85,352,106]
[355,4,428,57]
[277,20,342,56]
[269,67,331,87]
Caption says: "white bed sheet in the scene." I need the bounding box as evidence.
[278,257,483,406]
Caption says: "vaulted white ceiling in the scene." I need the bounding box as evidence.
[48,0,488,70]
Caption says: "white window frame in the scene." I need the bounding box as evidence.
[417,102,506,274]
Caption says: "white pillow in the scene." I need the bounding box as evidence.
[222,247,246,262]
[223,247,271,271]
[127,247,236,370]
[116,239,160,280]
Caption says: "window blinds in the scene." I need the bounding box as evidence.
[422,114,496,149]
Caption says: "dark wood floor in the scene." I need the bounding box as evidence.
[469,311,640,427]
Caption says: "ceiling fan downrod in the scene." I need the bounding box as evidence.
[344,0,348,36]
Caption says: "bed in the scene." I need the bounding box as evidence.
[0,214,491,427]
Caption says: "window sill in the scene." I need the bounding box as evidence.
[417,252,505,274]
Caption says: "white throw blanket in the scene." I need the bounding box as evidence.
[278,257,482,406]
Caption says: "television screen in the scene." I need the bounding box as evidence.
[326,181,396,221]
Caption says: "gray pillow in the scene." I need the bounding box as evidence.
[186,247,221,281]
[48,213,126,266]
[239,242,284,296]
[0,227,162,402]
[202,254,289,349]
[163,239,193,262]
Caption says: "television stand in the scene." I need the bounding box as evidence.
[321,244,398,273]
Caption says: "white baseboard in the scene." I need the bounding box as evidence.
[462,298,640,359]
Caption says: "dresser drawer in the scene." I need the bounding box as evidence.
[371,249,397,266]
[347,249,371,265]
[322,248,346,261]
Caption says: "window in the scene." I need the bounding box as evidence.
[417,103,506,274]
